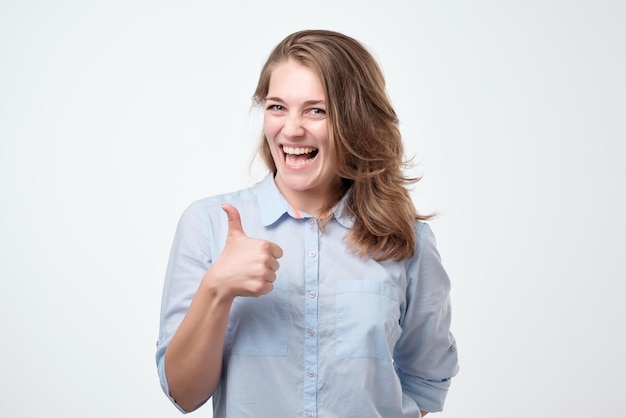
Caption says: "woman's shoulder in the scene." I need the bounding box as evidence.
[181,174,279,221]
[184,176,271,212]
[412,220,440,256]
[413,219,432,239]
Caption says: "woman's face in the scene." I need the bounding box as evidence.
[263,59,341,214]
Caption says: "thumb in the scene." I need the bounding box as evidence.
[222,203,246,238]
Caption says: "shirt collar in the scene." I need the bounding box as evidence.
[328,187,355,229]
[254,173,298,226]
[254,173,355,229]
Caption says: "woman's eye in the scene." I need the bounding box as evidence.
[309,108,326,116]
[268,104,285,111]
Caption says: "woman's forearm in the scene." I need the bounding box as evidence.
[163,280,234,412]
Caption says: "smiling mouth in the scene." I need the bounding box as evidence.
[282,145,319,168]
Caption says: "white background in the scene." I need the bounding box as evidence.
[1,1,624,417]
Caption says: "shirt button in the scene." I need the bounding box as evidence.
[308,291,316,298]
[308,329,315,336]
[307,370,315,377]
[307,413,314,418]
[308,218,315,225]
[308,251,316,258]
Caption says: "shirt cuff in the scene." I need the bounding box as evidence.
[397,368,452,412]
[157,354,196,414]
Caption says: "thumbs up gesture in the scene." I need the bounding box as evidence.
[203,203,284,299]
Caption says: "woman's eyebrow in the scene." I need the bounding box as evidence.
[265,97,326,106]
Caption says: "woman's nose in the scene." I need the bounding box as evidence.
[283,114,305,137]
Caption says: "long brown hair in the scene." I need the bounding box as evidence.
[253,29,433,261]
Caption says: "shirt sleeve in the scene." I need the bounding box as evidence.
[155,200,215,413]
[393,222,459,413]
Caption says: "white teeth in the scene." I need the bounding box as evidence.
[282,146,317,155]
[285,155,314,168]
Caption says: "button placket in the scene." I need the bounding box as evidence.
[302,217,319,417]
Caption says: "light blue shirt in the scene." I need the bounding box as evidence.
[156,173,459,417]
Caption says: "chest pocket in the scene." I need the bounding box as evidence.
[335,280,402,359]
[225,277,289,356]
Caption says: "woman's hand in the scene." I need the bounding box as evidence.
[203,203,283,299]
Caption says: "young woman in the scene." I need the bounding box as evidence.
[156,29,459,417]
